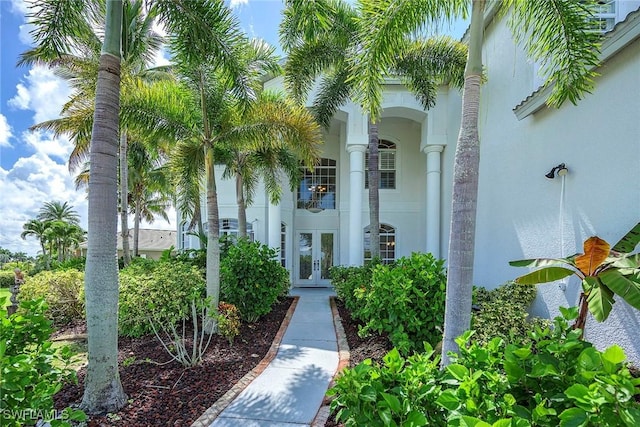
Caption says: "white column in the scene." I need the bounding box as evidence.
[424,145,444,258]
[268,199,281,254]
[347,144,366,265]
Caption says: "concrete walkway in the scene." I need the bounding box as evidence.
[196,288,339,427]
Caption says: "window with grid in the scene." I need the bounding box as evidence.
[180,222,189,249]
[365,140,396,189]
[364,223,396,264]
[589,0,616,32]
[297,158,337,210]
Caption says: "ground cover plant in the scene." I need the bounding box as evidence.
[328,306,640,426]
[1,297,86,427]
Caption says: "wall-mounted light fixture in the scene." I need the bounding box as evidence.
[545,163,568,179]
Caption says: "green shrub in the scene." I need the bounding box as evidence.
[118,260,205,337]
[0,270,14,288]
[0,297,86,426]
[217,302,241,345]
[221,239,289,322]
[19,269,85,325]
[472,281,551,345]
[329,307,640,427]
[358,252,447,355]
[330,259,380,320]
[52,256,86,272]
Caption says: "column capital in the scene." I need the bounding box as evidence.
[346,144,367,154]
[423,144,444,154]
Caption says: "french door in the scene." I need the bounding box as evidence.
[296,230,337,287]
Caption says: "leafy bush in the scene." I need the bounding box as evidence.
[471,281,551,345]
[52,256,86,272]
[358,253,447,354]
[119,260,205,337]
[19,269,85,325]
[330,259,380,320]
[0,297,86,426]
[217,302,241,345]
[221,239,289,322]
[329,307,640,426]
[0,270,14,288]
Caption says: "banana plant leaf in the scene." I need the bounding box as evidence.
[514,267,575,285]
[586,278,614,322]
[599,269,640,311]
[612,222,640,253]
[509,258,576,268]
[576,237,610,276]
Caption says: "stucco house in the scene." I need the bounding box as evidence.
[179,2,640,362]
[79,228,176,260]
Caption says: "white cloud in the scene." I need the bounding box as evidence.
[22,130,73,162]
[0,153,88,256]
[0,115,14,148]
[9,0,29,15]
[8,66,72,124]
[229,0,249,9]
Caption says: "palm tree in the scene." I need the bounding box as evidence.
[36,201,81,226]
[21,219,51,265]
[22,0,251,413]
[280,0,467,259]
[351,0,601,365]
[217,90,322,238]
[29,0,165,266]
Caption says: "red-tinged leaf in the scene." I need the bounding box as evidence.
[514,267,575,285]
[576,237,610,276]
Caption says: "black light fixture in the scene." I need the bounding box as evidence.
[545,163,568,179]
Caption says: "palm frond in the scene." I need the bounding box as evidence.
[507,0,601,107]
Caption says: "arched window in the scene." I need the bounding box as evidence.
[365,140,396,189]
[364,223,396,264]
[297,158,337,210]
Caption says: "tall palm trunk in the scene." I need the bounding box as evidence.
[368,119,380,259]
[81,0,127,413]
[120,130,131,265]
[236,172,247,238]
[133,196,142,257]
[205,144,221,333]
[441,0,485,367]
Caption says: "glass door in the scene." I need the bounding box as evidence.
[296,230,336,286]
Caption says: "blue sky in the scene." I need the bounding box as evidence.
[0,0,467,256]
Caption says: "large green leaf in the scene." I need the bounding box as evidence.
[586,279,615,322]
[612,222,640,253]
[514,267,575,285]
[599,269,640,311]
[509,258,573,268]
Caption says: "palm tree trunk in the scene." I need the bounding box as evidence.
[205,143,220,333]
[133,197,141,257]
[368,119,380,259]
[120,129,131,265]
[441,0,485,367]
[81,0,127,413]
[236,172,247,238]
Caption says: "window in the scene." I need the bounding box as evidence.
[202,219,254,240]
[280,222,286,268]
[365,140,396,189]
[364,223,396,264]
[180,222,189,250]
[297,158,337,210]
[589,0,616,32]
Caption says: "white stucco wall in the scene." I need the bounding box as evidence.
[471,11,640,362]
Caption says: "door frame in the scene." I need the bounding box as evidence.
[294,229,338,287]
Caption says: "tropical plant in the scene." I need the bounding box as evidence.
[349,0,602,364]
[22,0,249,413]
[510,221,640,332]
[280,0,467,260]
[21,219,50,264]
[19,269,86,325]
[124,38,321,332]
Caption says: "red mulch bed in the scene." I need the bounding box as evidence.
[54,298,293,426]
